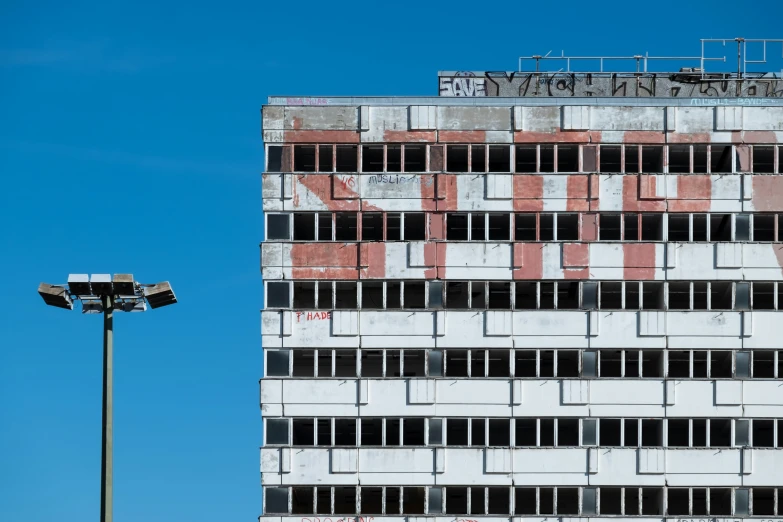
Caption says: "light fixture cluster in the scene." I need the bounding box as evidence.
[38,274,176,313]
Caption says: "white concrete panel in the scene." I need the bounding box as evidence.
[561,380,589,405]
[442,243,512,268]
[715,243,743,268]
[665,380,741,418]
[436,380,510,405]
[484,448,512,474]
[514,380,589,417]
[743,107,783,130]
[358,448,434,473]
[589,448,664,486]
[638,311,666,337]
[590,380,665,405]
[486,174,513,199]
[284,106,358,130]
[408,379,436,404]
[361,106,409,141]
[589,106,664,131]
[359,174,434,199]
[359,311,434,336]
[282,380,358,405]
[438,107,512,131]
[562,106,590,130]
[741,449,783,486]
[485,311,512,336]
[667,312,742,337]
[637,448,665,474]
[513,448,589,477]
[674,107,713,133]
[518,106,560,132]
[714,380,742,405]
[742,381,783,405]
[590,311,666,349]
[261,379,283,406]
[409,105,437,130]
[330,448,358,473]
[715,106,743,130]
[437,311,511,349]
[512,311,588,337]
[665,448,739,475]
[437,448,510,485]
[332,311,359,336]
[283,315,358,349]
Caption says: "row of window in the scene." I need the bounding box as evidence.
[267,212,783,243]
[267,280,783,312]
[264,485,783,516]
[267,143,783,174]
[264,416,783,449]
[267,348,783,380]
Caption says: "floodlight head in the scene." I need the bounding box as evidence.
[144,281,177,309]
[81,296,104,314]
[68,274,91,296]
[113,274,136,295]
[38,283,74,310]
[91,274,113,296]
[114,296,147,312]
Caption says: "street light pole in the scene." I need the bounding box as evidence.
[101,295,113,522]
[37,275,177,522]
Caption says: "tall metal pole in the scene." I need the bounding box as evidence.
[101,296,113,522]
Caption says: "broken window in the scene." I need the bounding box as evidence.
[470,213,485,240]
[316,418,331,446]
[600,419,621,446]
[641,213,663,240]
[361,418,382,446]
[361,213,383,241]
[624,213,639,240]
[387,145,402,172]
[471,419,486,446]
[361,487,383,514]
[360,350,383,377]
[711,281,732,309]
[599,350,622,377]
[488,213,510,240]
[668,214,690,242]
[515,350,537,377]
[668,419,689,447]
[557,488,579,515]
[539,418,555,446]
[514,281,536,309]
[557,350,579,377]
[692,213,707,241]
[267,214,290,240]
[558,145,579,172]
[668,350,690,378]
[334,419,356,446]
[386,487,401,514]
[515,145,537,172]
[625,145,640,173]
[642,350,663,377]
[316,213,332,240]
[753,488,776,515]
[403,281,425,309]
[404,212,426,240]
[514,214,537,240]
[403,350,426,377]
[557,213,579,240]
[404,144,426,172]
[710,213,732,241]
[471,144,486,172]
[445,350,468,377]
[642,282,664,310]
[385,418,400,446]
[292,487,314,514]
[641,419,662,447]
[318,145,333,172]
[488,282,511,309]
[470,350,486,378]
[754,146,776,172]
[600,282,623,309]
[601,487,622,515]
[753,351,775,378]
[710,418,732,447]
[294,213,316,241]
[265,488,289,514]
[317,350,332,378]
[540,213,554,240]
[317,281,333,309]
[753,214,776,241]
[667,488,689,515]
[446,145,468,172]
[516,419,537,446]
[470,281,486,309]
[446,281,469,309]
[266,418,289,445]
[267,146,285,172]
[334,350,356,377]
[540,145,555,172]
[514,488,537,515]
[692,282,708,309]
[625,350,640,377]
[447,418,468,446]
[293,282,316,309]
[668,282,690,310]
[599,214,622,240]
[487,350,510,377]
[386,213,401,240]
[294,145,316,172]
[557,281,579,309]
[445,487,468,514]
[539,487,555,515]
[669,145,690,173]
[334,213,357,241]
[600,145,621,172]
[711,145,733,172]
[488,145,511,172]
[709,488,731,515]
[540,350,555,377]
[267,282,290,308]
[712,349,733,379]
[470,487,485,515]
[641,146,663,173]
[361,282,383,309]
[292,350,315,377]
[335,145,357,171]
[488,419,510,446]
[402,418,425,446]
[557,418,579,446]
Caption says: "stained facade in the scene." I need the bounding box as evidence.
[259,70,783,522]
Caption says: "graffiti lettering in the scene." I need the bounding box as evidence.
[286,97,329,105]
[439,77,487,97]
[301,518,374,522]
[296,311,332,322]
[337,175,356,190]
[367,174,434,186]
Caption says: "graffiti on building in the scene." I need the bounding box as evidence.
[296,311,331,322]
[367,174,434,187]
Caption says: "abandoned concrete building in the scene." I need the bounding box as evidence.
[260,44,783,521]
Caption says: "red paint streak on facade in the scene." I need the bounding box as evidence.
[284,130,360,143]
[296,175,360,211]
[424,243,438,279]
[667,132,711,144]
[588,174,600,211]
[638,175,664,200]
[581,213,598,241]
[623,243,657,280]
[420,175,436,211]
[513,175,544,211]
[429,214,445,240]
[750,176,783,212]
[436,174,459,211]
[774,245,783,277]
[622,176,666,212]
[383,130,436,143]
[514,131,602,143]
[563,243,589,267]
[622,131,665,144]
[291,117,303,130]
[737,131,779,144]
[290,267,360,279]
[333,174,358,200]
[290,243,359,267]
[438,130,487,143]
[566,175,589,211]
[359,243,386,279]
[513,243,543,280]
[668,175,712,212]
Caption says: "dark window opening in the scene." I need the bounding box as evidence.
[642,282,664,310]
[540,145,555,172]
[540,282,555,310]
[317,350,332,378]
[446,281,469,309]
[600,282,623,309]
[292,350,315,377]
[540,418,555,446]
[446,145,468,172]
[641,213,663,240]
[709,488,731,515]
[668,350,690,378]
[667,489,689,516]
[335,145,357,172]
[404,144,426,172]
[446,214,468,240]
[514,488,537,515]
[488,282,511,309]
[334,350,356,377]
[642,350,663,377]
[293,282,316,309]
[318,145,333,172]
[488,419,510,446]
[557,213,579,241]
[360,350,383,377]
[600,146,622,172]
[753,350,775,378]
[386,487,401,515]
[753,146,775,172]
[362,145,384,172]
[292,487,314,514]
[317,282,332,310]
[625,350,640,378]
[385,418,400,446]
[693,282,708,309]
[641,488,662,516]
[753,214,776,241]
[668,214,690,242]
[624,487,640,515]
[317,213,332,241]
[626,282,642,309]
[488,145,511,172]
[557,418,579,446]
[470,487,484,515]
[471,418,486,446]
[361,487,383,514]
[668,282,690,310]
[540,213,554,241]
[470,349,486,378]
[404,213,426,240]
[557,350,579,377]
[710,214,731,241]
[641,419,662,447]
[265,488,289,514]
[487,350,510,377]
[515,281,537,309]
[515,145,537,172]
[600,350,622,377]
[470,281,486,309]
[515,419,537,446]
[624,213,639,241]
[471,144,486,172]
[403,350,426,377]
[334,213,357,241]
[557,281,579,309]
[600,419,622,446]
[515,214,537,240]
[267,282,290,308]
[267,146,284,172]
[403,281,425,309]
[710,418,731,447]
[540,350,555,378]
[362,213,383,241]
[668,419,689,447]
[599,214,622,240]
[402,418,425,446]
[625,145,640,173]
[387,145,401,173]
[446,350,468,377]
[447,418,468,446]
[691,488,707,515]
[641,146,663,173]
[486,488,507,515]
[753,419,775,447]
[601,488,622,515]
[268,214,291,240]
[693,213,708,241]
[711,145,732,173]
[539,487,554,515]
[334,282,357,309]
[711,350,733,378]
[557,145,578,172]
[446,487,468,515]
[334,486,356,515]
[557,487,579,515]
[669,145,690,173]
[294,145,316,172]
[294,213,316,241]
[334,419,356,446]
[361,282,383,309]
[515,350,537,377]
[266,418,289,445]
[470,213,485,240]
[386,213,401,241]
[317,419,331,446]
[488,213,510,240]
[692,419,707,447]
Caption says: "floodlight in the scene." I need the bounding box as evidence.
[113,274,135,295]
[81,296,104,314]
[144,281,177,309]
[115,296,147,312]
[91,274,113,295]
[68,274,91,295]
[38,283,74,310]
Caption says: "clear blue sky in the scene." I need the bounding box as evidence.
[0,2,780,521]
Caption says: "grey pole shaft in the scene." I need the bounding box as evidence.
[101,296,113,522]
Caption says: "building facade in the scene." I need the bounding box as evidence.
[259,64,783,522]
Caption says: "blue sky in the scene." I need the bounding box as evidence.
[0,1,780,521]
